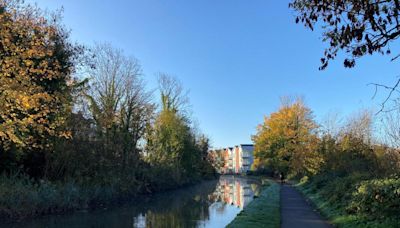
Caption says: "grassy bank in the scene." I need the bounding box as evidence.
[227,179,280,228]
[296,174,400,228]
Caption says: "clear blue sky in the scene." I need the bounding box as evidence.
[29,0,400,148]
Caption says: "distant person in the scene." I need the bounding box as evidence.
[279,172,285,184]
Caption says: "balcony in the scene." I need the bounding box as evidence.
[242,154,251,158]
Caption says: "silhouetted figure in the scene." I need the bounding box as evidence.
[280,172,285,184]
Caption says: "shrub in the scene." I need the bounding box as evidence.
[299,175,309,185]
[299,172,372,213]
[348,178,400,218]
[0,174,88,218]
[319,173,369,206]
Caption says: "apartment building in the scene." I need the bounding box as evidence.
[232,144,254,174]
[209,144,254,174]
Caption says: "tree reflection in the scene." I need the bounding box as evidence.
[4,178,261,228]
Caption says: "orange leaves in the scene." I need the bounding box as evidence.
[20,95,31,109]
[252,98,322,175]
[0,2,79,150]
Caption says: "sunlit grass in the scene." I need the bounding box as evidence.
[227,179,280,228]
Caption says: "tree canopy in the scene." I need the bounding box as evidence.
[0,0,81,151]
[252,98,323,176]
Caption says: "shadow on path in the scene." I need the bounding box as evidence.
[281,184,332,228]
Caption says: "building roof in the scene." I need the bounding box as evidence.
[240,144,254,151]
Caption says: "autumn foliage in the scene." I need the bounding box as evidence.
[0,0,81,150]
[252,98,323,176]
[0,1,215,219]
[253,97,400,225]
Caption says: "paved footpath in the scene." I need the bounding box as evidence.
[281,184,332,228]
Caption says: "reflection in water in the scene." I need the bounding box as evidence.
[210,176,261,210]
[2,176,260,228]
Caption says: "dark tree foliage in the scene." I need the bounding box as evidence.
[290,0,400,69]
[0,0,83,177]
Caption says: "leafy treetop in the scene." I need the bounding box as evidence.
[0,0,82,150]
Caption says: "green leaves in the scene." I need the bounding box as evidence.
[144,75,210,183]
[348,178,400,218]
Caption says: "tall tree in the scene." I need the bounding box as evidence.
[158,73,189,115]
[382,103,400,148]
[318,110,378,174]
[252,97,322,176]
[145,74,201,182]
[0,0,82,174]
[85,43,153,167]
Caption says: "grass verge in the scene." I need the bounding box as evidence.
[227,179,280,228]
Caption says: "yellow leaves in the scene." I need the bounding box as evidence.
[20,95,31,109]
[60,130,72,139]
[0,122,25,146]
[26,49,36,57]
[24,59,33,67]
[0,0,79,152]
[253,98,321,175]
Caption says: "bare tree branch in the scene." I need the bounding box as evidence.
[368,78,400,114]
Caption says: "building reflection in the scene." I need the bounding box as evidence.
[208,176,260,210]
[7,177,261,228]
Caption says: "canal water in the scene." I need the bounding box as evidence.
[3,176,261,228]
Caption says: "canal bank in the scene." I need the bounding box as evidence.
[1,176,261,228]
[227,179,280,228]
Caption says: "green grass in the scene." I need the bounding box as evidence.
[227,179,280,228]
[296,178,400,228]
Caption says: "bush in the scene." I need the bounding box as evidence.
[319,174,370,206]
[0,174,86,218]
[348,178,400,218]
[0,173,141,219]
[299,175,309,185]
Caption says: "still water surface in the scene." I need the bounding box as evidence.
[4,176,261,228]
